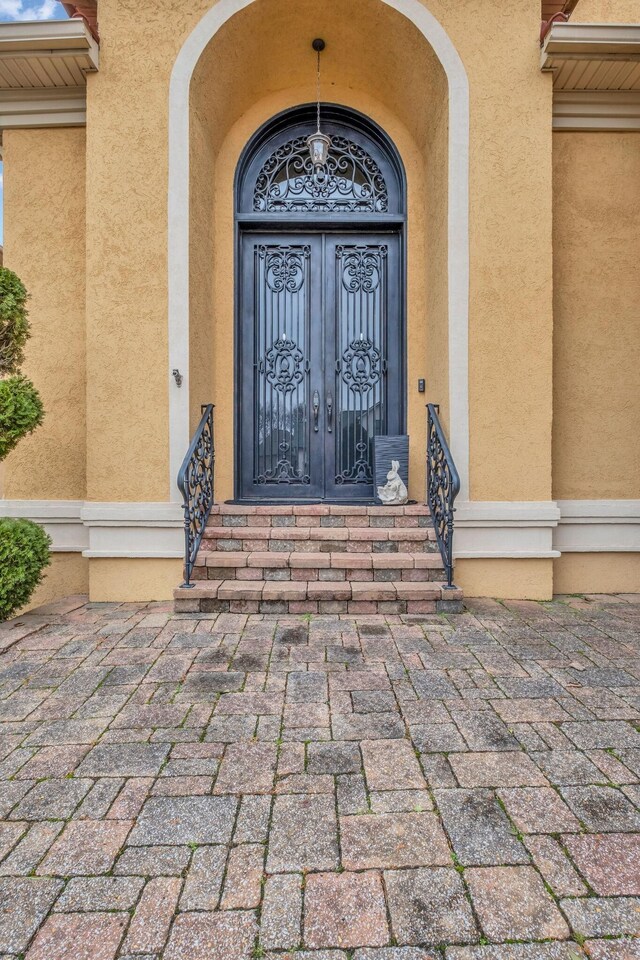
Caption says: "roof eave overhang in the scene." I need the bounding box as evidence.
[0,17,99,64]
[541,21,640,63]
[541,22,640,131]
[0,19,98,140]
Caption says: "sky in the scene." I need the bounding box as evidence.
[0,2,69,244]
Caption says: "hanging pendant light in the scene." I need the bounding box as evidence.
[306,38,331,170]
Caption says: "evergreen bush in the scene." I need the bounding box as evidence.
[0,375,44,460]
[0,267,30,375]
[0,269,50,619]
[0,519,51,621]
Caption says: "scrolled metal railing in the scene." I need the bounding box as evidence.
[177,404,215,587]
[426,403,460,589]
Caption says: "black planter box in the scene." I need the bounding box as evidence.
[373,435,409,504]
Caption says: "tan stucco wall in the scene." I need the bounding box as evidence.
[21,553,89,613]
[431,0,553,504]
[89,558,183,601]
[575,0,640,21]
[553,133,640,501]
[84,0,217,503]
[81,0,552,514]
[424,69,449,443]
[457,558,554,601]
[2,128,87,501]
[554,553,640,595]
[189,105,216,430]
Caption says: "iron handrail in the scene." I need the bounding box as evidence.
[426,403,460,589]
[177,404,215,587]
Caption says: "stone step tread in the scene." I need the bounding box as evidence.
[174,579,461,602]
[209,503,430,517]
[202,526,436,541]
[194,551,445,570]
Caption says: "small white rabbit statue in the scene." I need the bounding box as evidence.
[377,460,408,505]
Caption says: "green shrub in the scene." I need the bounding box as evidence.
[0,518,51,620]
[0,375,44,460]
[0,267,30,376]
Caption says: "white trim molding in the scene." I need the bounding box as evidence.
[81,502,183,559]
[454,501,561,560]
[0,87,87,130]
[555,500,640,553]
[0,500,87,553]
[167,0,470,502]
[0,501,183,559]
[553,91,640,131]
[4,499,639,561]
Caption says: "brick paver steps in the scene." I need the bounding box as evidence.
[175,502,463,613]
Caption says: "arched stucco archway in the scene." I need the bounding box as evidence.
[167,0,469,502]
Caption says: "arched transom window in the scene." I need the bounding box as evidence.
[237,104,405,219]
[253,135,389,214]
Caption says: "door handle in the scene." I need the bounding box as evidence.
[312,390,320,432]
[326,392,333,433]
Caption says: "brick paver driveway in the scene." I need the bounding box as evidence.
[0,594,638,959]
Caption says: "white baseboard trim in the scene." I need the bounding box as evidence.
[0,500,183,558]
[554,499,640,553]
[2,498,638,560]
[455,501,561,560]
[0,500,87,552]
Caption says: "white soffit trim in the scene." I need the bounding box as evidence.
[0,20,98,135]
[167,0,471,503]
[542,21,640,129]
[555,499,640,553]
[541,23,640,63]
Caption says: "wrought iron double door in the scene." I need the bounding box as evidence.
[239,231,402,501]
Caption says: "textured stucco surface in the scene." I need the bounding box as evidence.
[457,558,554,601]
[552,133,640,501]
[424,0,553,504]
[20,554,89,613]
[554,553,640,595]
[84,0,217,503]
[2,129,87,501]
[81,0,553,508]
[575,0,640,20]
[89,558,183,601]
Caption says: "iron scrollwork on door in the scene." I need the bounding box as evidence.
[341,337,384,395]
[335,244,388,485]
[265,336,305,394]
[341,247,383,292]
[254,135,389,213]
[254,245,311,486]
[264,247,306,292]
